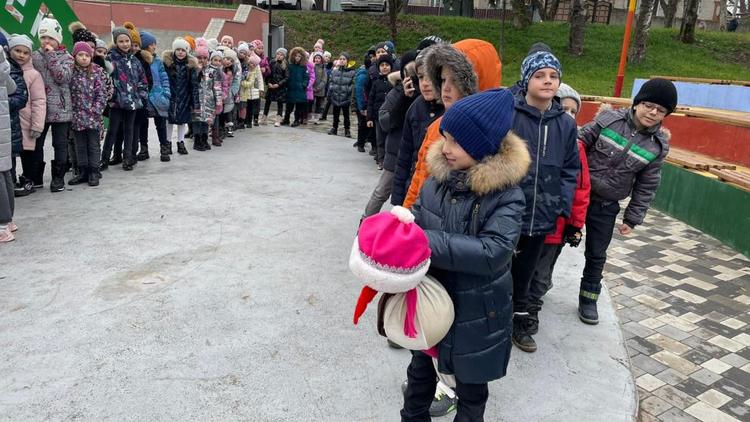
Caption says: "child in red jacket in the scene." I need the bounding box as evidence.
[527,83,590,333]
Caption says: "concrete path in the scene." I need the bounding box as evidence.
[0,125,635,421]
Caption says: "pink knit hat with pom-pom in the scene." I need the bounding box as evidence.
[251,39,263,50]
[195,46,209,59]
[248,52,261,66]
[349,206,431,324]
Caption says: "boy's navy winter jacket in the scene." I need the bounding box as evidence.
[366,73,391,122]
[512,92,580,237]
[7,59,27,155]
[391,96,444,206]
[354,65,368,112]
[411,133,530,384]
[378,76,414,172]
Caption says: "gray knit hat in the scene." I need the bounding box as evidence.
[112,27,131,42]
[276,47,288,57]
[556,82,581,110]
[95,39,107,50]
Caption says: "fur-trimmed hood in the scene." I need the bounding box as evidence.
[424,44,477,101]
[387,71,402,87]
[289,47,308,65]
[426,132,531,196]
[137,49,153,65]
[161,50,199,69]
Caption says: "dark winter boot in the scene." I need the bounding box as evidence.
[578,293,600,325]
[68,167,88,185]
[122,159,134,171]
[253,117,259,127]
[328,127,337,136]
[345,129,352,138]
[193,137,203,151]
[211,128,222,147]
[512,313,537,353]
[32,161,45,189]
[168,142,174,155]
[88,166,100,186]
[108,154,123,166]
[99,158,109,171]
[49,160,65,192]
[14,176,35,197]
[177,141,188,155]
[136,144,150,161]
[203,134,211,150]
[160,144,171,162]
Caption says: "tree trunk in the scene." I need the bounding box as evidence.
[680,0,700,43]
[545,0,561,20]
[627,0,656,64]
[662,0,680,28]
[741,0,748,14]
[568,0,587,56]
[512,0,531,28]
[388,0,401,42]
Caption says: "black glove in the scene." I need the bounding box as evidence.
[564,225,583,247]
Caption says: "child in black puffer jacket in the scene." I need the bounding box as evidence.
[367,54,394,170]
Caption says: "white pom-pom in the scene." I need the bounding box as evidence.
[390,206,415,224]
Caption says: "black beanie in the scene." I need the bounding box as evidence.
[527,42,552,56]
[377,53,394,67]
[633,78,678,114]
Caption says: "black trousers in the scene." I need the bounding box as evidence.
[528,242,565,312]
[153,116,168,145]
[332,104,350,130]
[284,102,305,123]
[21,122,68,184]
[313,96,325,114]
[264,96,284,116]
[247,99,261,121]
[511,234,548,313]
[581,200,621,298]
[355,109,374,148]
[102,109,136,163]
[73,129,101,168]
[136,108,149,151]
[401,351,489,422]
[321,97,331,119]
[193,121,209,136]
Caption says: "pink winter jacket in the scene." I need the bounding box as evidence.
[305,61,315,101]
[19,60,46,150]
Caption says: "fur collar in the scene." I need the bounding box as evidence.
[426,133,531,196]
[388,71,402,87]
[424,44,477,99]
[289,47,308,65]
[138,49,153,65]
[161,50,198,69]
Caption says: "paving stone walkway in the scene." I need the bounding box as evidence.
[604,210,750,422]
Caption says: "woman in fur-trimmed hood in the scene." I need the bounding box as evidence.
[405,89,528,419]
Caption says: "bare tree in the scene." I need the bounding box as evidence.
[387,0,406,43]
[569,0,587,56]
[628,0,656,64]
[661,0,681,27]
[512,0,531,28]
[680,0,700,43]
[545,0,562,20]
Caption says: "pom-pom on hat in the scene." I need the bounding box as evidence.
[314,38,324,51]
[69,22,96,45]
[248,52,261,66]
[633,78,678,115]
[123,22,141,46]
[195,46,209,59]
[172,37,190,53]
[526,41,552,56]
[440,88,515,162]
[73,41,93,58]
[184,35,196,52]
[8,34,34,52]
[521,51,562,90]
[349,206,431,324]
[38,16,63,43]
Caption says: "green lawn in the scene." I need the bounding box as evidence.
[274,11,750,96]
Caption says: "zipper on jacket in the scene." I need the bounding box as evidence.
[529,113,543,235]
[471,203,481,235]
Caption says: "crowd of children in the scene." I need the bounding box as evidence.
[0,17,678,422]
[352,36,676,420]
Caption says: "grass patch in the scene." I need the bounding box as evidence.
[274,11,750,96]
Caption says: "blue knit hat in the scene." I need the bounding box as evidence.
[521,51,562,90]
[440,89,515,162]
[140,31,157,49]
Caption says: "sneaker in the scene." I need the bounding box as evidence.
[369,149,376,157]
[357,145,366,153]
[578,296,599,325]
[430,388,458,417]
[328,127,337,136]
[108,156,123,166]
[377,162,384,171]
[512,313,537,353]
[527,312,539,335]
[291,121,301,127]
[345,129,352,138]
[0,226,15,243]
[9,222,18,232]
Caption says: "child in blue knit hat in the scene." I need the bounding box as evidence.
[404,88,530,420]
[509,51,580,354]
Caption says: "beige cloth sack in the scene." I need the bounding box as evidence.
[383,275,454,350]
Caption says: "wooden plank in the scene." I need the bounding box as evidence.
[709,169,750,191]
[649,75,750,87]
[667,148,737,171]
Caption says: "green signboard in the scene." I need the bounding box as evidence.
[2,0,80,48]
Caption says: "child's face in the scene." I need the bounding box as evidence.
[238,50,247,60]
[442,132,477,170]
[40,36,59,50]
[293,53,301,63]
[10,46,30,65]
[255,46,264,56]
[440,66,462,109]
[145,44,156,53]
[131,43,140,53]
[338,55,347,65]
[417,65,435,101]
[379,62,391,75]
[75,52,91,67]
[95,47,107,57]
[561,98,579,118]
[276,52,284,62]
[314,55,322,65]
[221,39,233,48]
[375,48,387,58]
[634,101,668,129]
[116,35,131,53]
[222,57,233,67]
[211,56,222,67]
[175,48,187,60]
[198,56,208,67]
[527,68,560,102]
